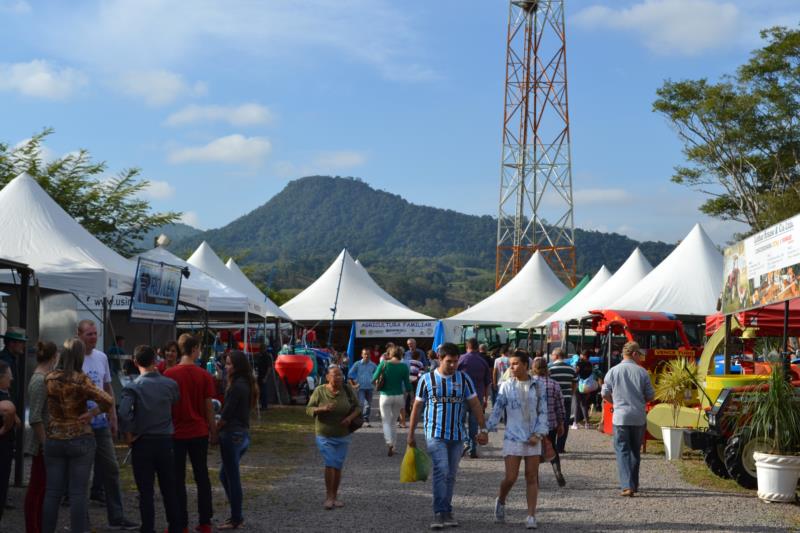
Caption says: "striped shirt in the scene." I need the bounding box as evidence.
[416,370,477,441]
[549,360,577,399]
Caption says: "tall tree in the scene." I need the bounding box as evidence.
[0,129,181,256]
[653,26,800,236]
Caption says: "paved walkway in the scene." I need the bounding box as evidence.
[265,408,800,532]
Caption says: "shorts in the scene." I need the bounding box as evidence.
[502,439,542,457]
[315,435,352,470]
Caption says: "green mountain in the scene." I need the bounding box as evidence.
[173,176,676,316]
[139,222,203,249]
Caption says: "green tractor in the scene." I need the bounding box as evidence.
[457,324,504,353]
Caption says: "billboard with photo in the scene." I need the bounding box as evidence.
[129,257,183,322]
[721,214,800,315]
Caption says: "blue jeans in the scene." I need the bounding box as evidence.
[357,388,374,421]
[219,430,250,523]
[43,435,96,533]
[426,438,463,515]
[92,426,126,524]
[613,424,645,491]
[464,411,478,455]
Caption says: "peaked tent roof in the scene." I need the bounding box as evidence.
[572,248,653,319]
[448,252,568,326]
[225,258,291,321]
[136,247,247,313]
[517,274,590,329]
[280,249,432,321]
[187,241,282,319]
[0,173,134,298]
[609,224,723,316]
[539,266,612,326]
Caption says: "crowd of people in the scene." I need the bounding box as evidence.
[0,322,257,533]
[307,337,649,530]
[0,326,654,532]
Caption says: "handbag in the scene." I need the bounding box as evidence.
[344,385,364,434]
[373,362,386,392]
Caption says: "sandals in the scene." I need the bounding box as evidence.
[324,500,334,510]
[333,500,345,508]
[219,518,245,529]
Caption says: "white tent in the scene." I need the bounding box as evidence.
[0,173,135,298]
[225,258,291,321]
[188,241,280,319]
[440,252,568,341]
[609,224,723,316]
[558,248,654,322]
[137,247,247,313]
[280,249,432,321]
[537,265,612,326]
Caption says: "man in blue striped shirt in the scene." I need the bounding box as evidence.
[408,343,488,531]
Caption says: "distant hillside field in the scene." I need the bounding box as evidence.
[170,176,675,316]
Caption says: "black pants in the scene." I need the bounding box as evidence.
[0,436,13,522]
[131,436,180,533]
[556,397,571,453]
[173,437,213,528]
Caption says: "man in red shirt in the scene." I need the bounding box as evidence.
[164,334,218,533]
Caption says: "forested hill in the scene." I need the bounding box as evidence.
[171,176,675,316]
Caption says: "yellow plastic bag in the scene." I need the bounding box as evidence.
[400,446,417,482]
[400,446,432,483]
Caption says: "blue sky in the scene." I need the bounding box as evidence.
[1,0,799,246]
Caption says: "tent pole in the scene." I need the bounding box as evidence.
[13,267,31,487]
[723,315,731,374]
[327,251,347,348]
[783,300,791,380]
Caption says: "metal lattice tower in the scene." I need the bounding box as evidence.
[495,0,576,289]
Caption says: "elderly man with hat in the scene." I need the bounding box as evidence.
[0,327,26,406]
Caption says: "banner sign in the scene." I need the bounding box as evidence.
[547,321,564,343]
[721,214,800,314]
[355,321,436,338]
[129,257,183,322]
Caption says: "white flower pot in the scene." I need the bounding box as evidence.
[661,426,684,461]
[753,451,800,503]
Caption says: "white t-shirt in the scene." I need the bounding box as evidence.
[494,356,510,383]
[83,349,112,429]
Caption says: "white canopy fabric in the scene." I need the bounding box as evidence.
[609,224,723,316]
[577,248,653,316]
[445,252,568,334]
[280,249,432,321]
[187,242,280,318]
[225,258,291,321]
[0,173,134,298]
[537,266,612,326]
[136,247,246,313]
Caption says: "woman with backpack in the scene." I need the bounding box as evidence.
[574,350,599,429]
[487,349,549,530]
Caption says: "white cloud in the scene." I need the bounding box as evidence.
[0,60,87,99]
[118,70,206,107]
[141,180,176,200]
[0,0,30,13]
[41,1,434,83]
[312,151,367,170]
[573,0,741,55]
[574,188,635,206]
[179,211,201,228]
[165,103,274,127]
[168,134,271,166]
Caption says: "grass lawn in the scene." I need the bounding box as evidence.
[117,406,314,497]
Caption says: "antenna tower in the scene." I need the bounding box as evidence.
[495,0,576,288]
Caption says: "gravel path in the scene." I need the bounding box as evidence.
[264,402,800,533]
[4,400,799,531]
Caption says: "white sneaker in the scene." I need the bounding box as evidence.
[526,515,538,529]
[570,423,578,430]
[493,498,505,523]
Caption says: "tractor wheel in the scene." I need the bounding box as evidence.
[703,438,730,479]
[724,431,769,490]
